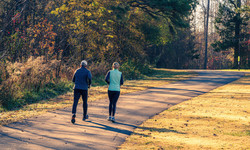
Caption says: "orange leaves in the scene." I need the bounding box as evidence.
[27,19,57,58]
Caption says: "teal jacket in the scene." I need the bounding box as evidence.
[105,69,124,91]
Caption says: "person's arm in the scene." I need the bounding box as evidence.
[105,71,110,84]
[120,74,124,86]
[88,71,92,88]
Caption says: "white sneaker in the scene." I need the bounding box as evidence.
[111,117,115,122]
[107,116,112,121]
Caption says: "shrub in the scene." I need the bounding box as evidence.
[0,80,25,110]
[120,60,152,80]
[89,61,110,77]
[0,56,73,111]
[88,61,110,86]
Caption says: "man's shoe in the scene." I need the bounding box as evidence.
[71,114,76,124]
[83,114,89,121]
[107,116,112,121]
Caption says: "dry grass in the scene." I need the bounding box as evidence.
[0,69,196,126]
[119,74,250,150]
[218,69,250,72]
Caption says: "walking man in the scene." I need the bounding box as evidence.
[105,62,124,122]
[71,60,92,124]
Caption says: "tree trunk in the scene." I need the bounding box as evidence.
[234,0,241,68]
[204,0,210,69]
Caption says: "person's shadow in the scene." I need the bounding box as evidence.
[74,120,138,136]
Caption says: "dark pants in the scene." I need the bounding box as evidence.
[108,90,120,116]
[72,89,88,118]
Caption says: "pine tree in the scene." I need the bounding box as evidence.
[212,0,249,68]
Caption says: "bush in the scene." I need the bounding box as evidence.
[88,61,110,86]
[120,60,152,80]
[21,81,73,104]
[0,56,73,111]
[0,80,25,110]
[89,61,110,77]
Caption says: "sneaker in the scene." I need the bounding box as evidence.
[71,114,76,124]
[111,117,115,122]
[107,116,112,121]
[82,114,89,121]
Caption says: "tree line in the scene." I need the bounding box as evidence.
[0,0,198,110]
[0,0,249,110]
[193,0,249,69]
[0,0,198,67]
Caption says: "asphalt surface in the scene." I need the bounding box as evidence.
[0,70,245,150]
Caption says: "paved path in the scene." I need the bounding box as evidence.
[0,70,245,150]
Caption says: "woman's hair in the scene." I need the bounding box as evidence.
[112,62,119,69]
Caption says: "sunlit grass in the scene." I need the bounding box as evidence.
[218,69,250,72]
[119,74,250,150]
[0,69,196,126]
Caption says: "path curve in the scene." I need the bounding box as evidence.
[0,70,245,150]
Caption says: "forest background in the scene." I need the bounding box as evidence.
[0,0,249,111]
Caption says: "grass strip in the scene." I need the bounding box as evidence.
[119,73,250,150]
[0,68,196,126]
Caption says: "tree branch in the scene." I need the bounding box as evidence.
[228,0,237,8]
[0,50,8,60]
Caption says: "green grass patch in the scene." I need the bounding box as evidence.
[144,68,193,80]
[91,75,107,86]
[0,81,73,112]
[224,130,250,137]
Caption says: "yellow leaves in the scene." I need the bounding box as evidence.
[99,7,106,13]
[51,4,69,16]
[88,20,97,25]
[91,1,99,7]
[85,11,92,17]
[108,20,114,23]
[103,22,107,26]
[76,18,80,22]
[106,35,114,38]
[60,4,68,12]
[108,10,113,14]
[69,2,77,5]
[70,24,77,29]
[50,8,60,16]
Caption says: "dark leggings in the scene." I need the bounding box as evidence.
[72,89,88,118]
[108,90,120,116]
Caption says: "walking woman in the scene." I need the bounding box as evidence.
[105,62,124,122]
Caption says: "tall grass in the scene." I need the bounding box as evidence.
[0,56,73,111]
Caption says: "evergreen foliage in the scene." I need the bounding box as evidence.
[212,0,250,68]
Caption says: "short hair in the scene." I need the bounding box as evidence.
[81,60,87,67]
[112,62,119,69]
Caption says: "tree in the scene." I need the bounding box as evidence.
[212,0,250,68]
[155,25,198,69]
[203,0,210,69]
[127,0,197,33]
